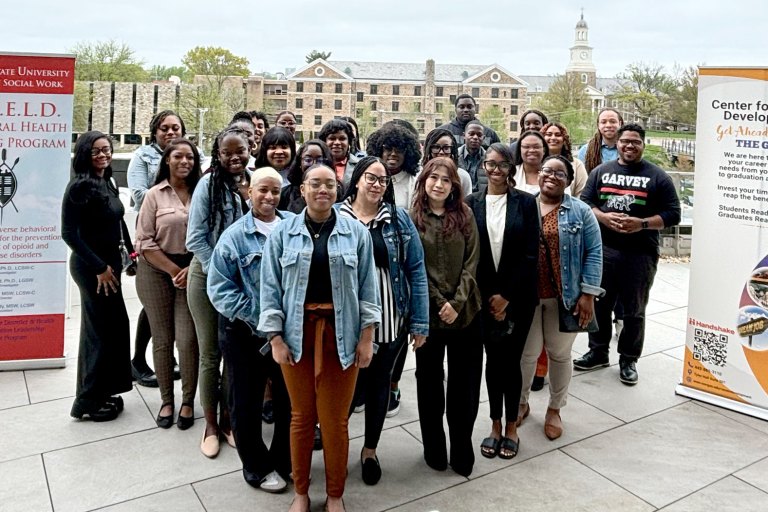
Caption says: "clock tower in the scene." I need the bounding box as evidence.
[566,11,597,87]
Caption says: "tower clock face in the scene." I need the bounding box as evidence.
[580,51,588,60]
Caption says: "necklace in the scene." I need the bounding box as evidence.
[305,214,331,239]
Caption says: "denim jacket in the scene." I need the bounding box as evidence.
[554,194,605,309]
[335,203,429,337]
[258,210,382,369]
[185,173,246,273]
[207,210,295,334]
[127,144,163,211]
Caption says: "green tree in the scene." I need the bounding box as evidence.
[182,46,250,88]
[534,73,589,118]
[614,62,676,126]
[305,50,332,63]
[668,65,698,130]
[353,103,377,148]
[69,40,149,82]
[479,105,508,143]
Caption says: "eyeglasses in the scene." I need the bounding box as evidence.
[363,172,391,186]
[302,156,326,166]
[304,179,337,191]
[430,144,453,154]
[540,167,568,180]
[618,138,644,147]
[90,147,112,156]
[482,160,512,172]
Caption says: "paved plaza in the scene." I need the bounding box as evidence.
[2,260,768,511]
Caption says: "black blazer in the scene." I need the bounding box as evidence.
[466,187,539,317]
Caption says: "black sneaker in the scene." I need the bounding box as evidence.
[573,350,609,371]
[386,389,401,418]
[531,375,545,391]
[131,362,158,387]
[619,359,638,385]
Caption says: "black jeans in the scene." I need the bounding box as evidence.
[588,246,659,361]
[218,316,291,482]
[416,316,482,476]
[349,331,406,450]
[483,307,535,423]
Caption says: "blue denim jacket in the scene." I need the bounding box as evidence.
[258,210,382,369]
[207,210,295,334]
[555,194,605,308]
[127,144,163,211]
[185,173,245,273]
[335,203,429,336]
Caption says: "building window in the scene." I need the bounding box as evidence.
[314,115,322,126]
[436,103,443,113]
[316,83,323,93]
[417,119,425,133]
[414,102,421,113]
[335,83,343,93]
[334,99,342,110]
[414,85,422,96]
[393,85,400,95]
[392,101,399,112]
[295,98,303,109]
[372,117,378,128]
[511,89,518,99]
[435,119,443,128]
[510,105,518,115]
[436,86,444,97]
[449,94,456,105]
[370,100,377,110]
[295,114,303,125]
[315,99,323,109]
[356,92,364,102]
[581,73,588,83]
[503,90,507,98]
[296,82,304,92]
[370,84,378,94]
[510,121,515,130]
[491,88,499,98]
[471,87,480,97]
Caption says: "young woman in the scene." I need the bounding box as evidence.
[259,164,381,512]
[275,110,298,136]
[208,168,295,493]
[510,109,549,163]
[366,122,421,210]
[318,119,359,188]
[135,138,201,429]
[466,143,539,460]
[411,157,482,477]
[541,122,589,197]
[186,129,251,458]
[127,110,186,387]
[577,108,624,173]
[254,127,297,187]
[338,156,429,485]
[279,140,334,214]
[519,155,603,440]
[62,131,132,422]
[422,128,472,197]
[513,130,550,195]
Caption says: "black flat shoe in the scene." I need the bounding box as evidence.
[361,450,382,485]
[105,396,124,413]
[177,402,194,430]
[262,399,274,424]
[71,402,118,422]
[156,403,174,429]
[313,424,323,451]
[131,363,159,388]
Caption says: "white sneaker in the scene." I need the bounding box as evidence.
[259,470,287,493]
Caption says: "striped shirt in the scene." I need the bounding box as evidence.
[340,199,402,344]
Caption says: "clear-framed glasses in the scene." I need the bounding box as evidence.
[363,172,391,186]
[540,167,568,180]
[90,146,112,156]
[482,160,512,172]
[430,144,453,154]
[304,179,337,191]
[618,138,643,147]
[302,156,326,166]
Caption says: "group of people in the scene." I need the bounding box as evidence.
[62,94,681,512]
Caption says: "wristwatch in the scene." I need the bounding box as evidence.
[267,332,282,342]
[641,219,649,229]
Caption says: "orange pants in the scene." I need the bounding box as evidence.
[536,347,549,377]
[281,304,359,497]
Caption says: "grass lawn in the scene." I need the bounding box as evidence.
[647,129,696,140]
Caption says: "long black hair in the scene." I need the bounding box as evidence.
[70,131,117,198]
[286,139,332,186]
[207,129,250,236]
[422,128,459,166]
[254,126,297,169]
[153,138,202,193]
[342,156,395,205]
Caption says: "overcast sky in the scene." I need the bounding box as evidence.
[5,0,767,78]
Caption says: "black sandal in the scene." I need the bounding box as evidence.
[480,437,500,458]
[498,436,520,460]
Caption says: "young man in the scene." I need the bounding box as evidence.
[458,121,487,191]
[574,123,681,385]
[438,94,500,148]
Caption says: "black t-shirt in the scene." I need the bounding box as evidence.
[304,211,337,304]
[581,159,681,254]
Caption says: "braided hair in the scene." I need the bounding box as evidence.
[149,110,186,144]
[206,128,250,237]
[584,108,624,172]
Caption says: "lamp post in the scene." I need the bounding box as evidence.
[197,108,209,148]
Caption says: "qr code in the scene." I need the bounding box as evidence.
[692,328,728,367]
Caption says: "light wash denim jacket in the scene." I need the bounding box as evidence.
[555,194,605,308]
[127,144,163,211]
[185,173,246,274]
[207,210,295,334]
[335,203,429,337]
[258,210,382,370]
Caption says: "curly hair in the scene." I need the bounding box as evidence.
[366,123,421,176]
[422,128,458,166]
[149,110,186,144]
[317,119,355,160]
[412,157,471,237]
[584,108,624,172]
[286,139,333,186]
[541,122,574,162]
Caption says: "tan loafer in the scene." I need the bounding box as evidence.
[200,430,220,458]
[544,408,563,440]
[223,429,236,448]
[516,402,530,427]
